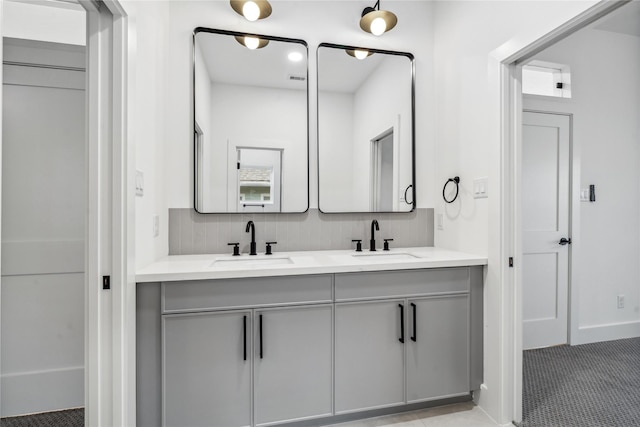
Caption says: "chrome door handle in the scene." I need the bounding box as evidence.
[559,237,572,245]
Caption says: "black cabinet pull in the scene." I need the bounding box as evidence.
[411,303,417,342]
[259,314,263,359]
[398,304,405,343]
[243,315,247,361]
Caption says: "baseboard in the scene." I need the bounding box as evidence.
[573,320,640,345]
[1,366,84,417]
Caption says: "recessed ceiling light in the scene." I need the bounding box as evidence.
[288,52,303,62]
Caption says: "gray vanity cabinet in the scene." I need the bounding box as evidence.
[163,310,252,427]
[406,295,470,403]
[138,267,483,427]
[334,300,406,414]
[333,267,480,414]
[253,305,333,426]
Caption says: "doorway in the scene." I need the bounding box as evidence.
[521,111,571,350]
[1,0,131,424]
[370,129,394,212]
[2,32,86,420]
[506,0,638,423]
[236,147,283,213]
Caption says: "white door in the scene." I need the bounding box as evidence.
[522,111,571,350]
[2,39,86,416]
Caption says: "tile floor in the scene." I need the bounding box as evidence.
[330,402,499,427]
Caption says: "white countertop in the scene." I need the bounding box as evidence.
[136,247,487,283]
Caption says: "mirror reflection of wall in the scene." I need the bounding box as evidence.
[317,44,415,213]
[194,28,308,213]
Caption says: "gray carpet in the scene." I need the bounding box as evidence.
[521,337,640,427]
[0,409,83,427]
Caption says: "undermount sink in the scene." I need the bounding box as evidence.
[210,256,293,268]
[351,252,420,262]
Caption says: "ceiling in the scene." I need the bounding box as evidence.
[197,31,307,91]
[594,1,640,38]
[196,31,399,94]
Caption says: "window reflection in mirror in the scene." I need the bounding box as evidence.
[317,43,415,213]
[237,147,282,212]
[193,28,309,213]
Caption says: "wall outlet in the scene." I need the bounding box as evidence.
[618,295,625,309]
[437,213,444,230]
[152,214,160,237]
[135,170,144,197]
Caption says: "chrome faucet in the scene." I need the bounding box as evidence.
[246,220,257,255]
[370,219,379,251]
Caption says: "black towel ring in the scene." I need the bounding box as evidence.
[443,177,460,204]
[403,184,414,205]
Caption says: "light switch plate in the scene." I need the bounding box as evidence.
[437,213,444,230]
[152,214,159,237]
[580,188,589,202]
[136,170,144,197]
[473,177,488,199]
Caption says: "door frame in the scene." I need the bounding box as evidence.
[521,109,574,350]
[0,0,133,424]
[497,1,630,423]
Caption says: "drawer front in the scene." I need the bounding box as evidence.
[335,268,469,301]
[162,274,332,313]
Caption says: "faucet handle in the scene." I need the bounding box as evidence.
[383,239,394,251]
[227,242,240,256]
[351,239,363,252]
[265,241,277,255]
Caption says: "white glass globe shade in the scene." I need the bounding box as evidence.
[370,17,387,36]
[242,1,260,21]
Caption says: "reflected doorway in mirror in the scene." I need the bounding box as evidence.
[236,147,282,213]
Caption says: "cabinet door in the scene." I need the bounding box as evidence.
[163,311,251,427]
[406,295,470,403]
[253,305,333,426]
[335,301,405,414]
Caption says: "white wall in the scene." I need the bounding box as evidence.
[164,0,435,213]
[432,1,599,424]
[124,0,170,270]
[353,57,412,211]
[523,28,640,343]
[194,41,212,211]
[2,0,85,46]
[317,91,354,211]
[206,83,307,212]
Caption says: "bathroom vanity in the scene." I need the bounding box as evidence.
[136,248,486,427]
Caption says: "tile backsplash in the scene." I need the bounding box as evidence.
[169,208,434,256]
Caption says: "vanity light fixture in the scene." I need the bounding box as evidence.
[346,49,373,60]
[230,0,272,22]
[235,35,269,50]
[359,0,397,36]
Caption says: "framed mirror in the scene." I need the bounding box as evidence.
[317,43,415,213]
[194,28,309,213]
